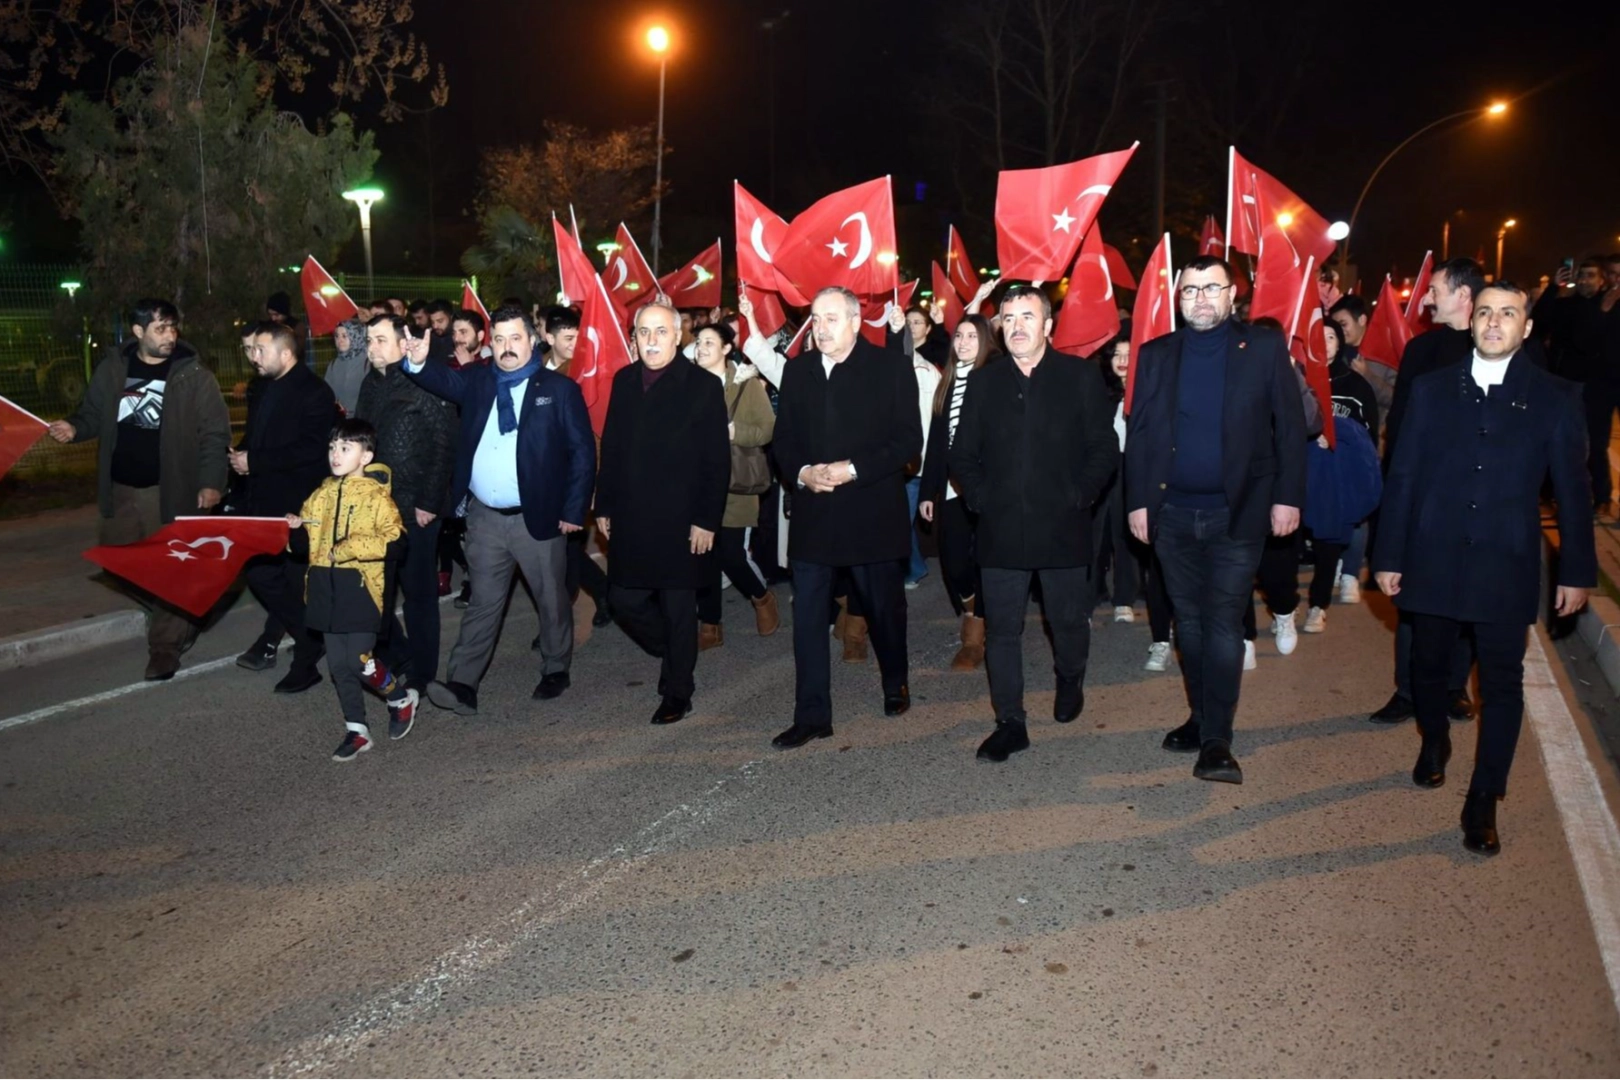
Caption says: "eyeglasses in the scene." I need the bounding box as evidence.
[1178,283,1233,300]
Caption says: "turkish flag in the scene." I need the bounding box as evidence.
[773,177,898,300]
[1103,243,1137,291]
[657,239,723,311]
[858,280,919,346]
[995,143,1138,282]
[1360,276,1413,371]
[1249,218,1307,328]
[85,516,289,618]
[553,216,600,308]
[1226,149,1336,265]
[735,183,809,307]
[946,226,980,302]
[574,274,634,436]
[1127,233,1174,414]
[0,394,48,481]
[300,256,361,337]
[604,223,659,320]
[739,282,788,349]
[1406,250,1435,334]
[1288,257,1336,449]
[932,261,965,335]
[461,281,490,332]
[1053,227,1120,357]
[1200,215,1227,258]
[785,318,813,357]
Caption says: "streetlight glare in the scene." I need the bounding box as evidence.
[1503,218,1517,228]
[1487,101,1509,116]
[342,186,384,203]
[646,25,670,53]
[1275,211,1295,227]
[1327,220,1350,241]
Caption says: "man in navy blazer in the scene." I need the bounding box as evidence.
[1374,281,1594,855]
[1126,255,1307,785]
[403,305,597,714]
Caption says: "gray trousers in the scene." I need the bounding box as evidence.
[448,500,571,687]
[328,630,378,731]
[100,483,198,655]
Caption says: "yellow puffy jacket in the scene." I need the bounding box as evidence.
[297,464,404,631]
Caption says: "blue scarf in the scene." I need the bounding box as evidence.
[494,358,541,434]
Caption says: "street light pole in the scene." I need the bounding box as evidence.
[1496,219,1516,280]
[646,25,671,277]
[342,186,385,299]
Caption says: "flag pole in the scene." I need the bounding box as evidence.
[1163,233,1176,333]
[1224,146,1234,259]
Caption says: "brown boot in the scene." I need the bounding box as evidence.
[950,596,986,671]
[842,615,870,663]
[699,622,724,651]
[752,590,781,636]
[833,595,849,642]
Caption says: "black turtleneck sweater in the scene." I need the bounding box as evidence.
[1167,320,1232,508]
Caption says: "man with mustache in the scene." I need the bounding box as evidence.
[769,286,924,749]
[1125,256,1307,785]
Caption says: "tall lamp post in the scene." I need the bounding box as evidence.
[1339,101,1508,275]
[646,25,671,276]
[1496,218,1517,280]
[342,186,385,299]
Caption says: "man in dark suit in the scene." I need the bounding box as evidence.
[950,284,1120,762]
[595,300,731,725]
[770,286,924,749]
[1126,255,1307,784]
[403,305,597,714]
[1374,281,1595,855]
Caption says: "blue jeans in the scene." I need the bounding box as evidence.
[1153,504,1265,747]
[1341,521,1369,580]
[905,477,926,583]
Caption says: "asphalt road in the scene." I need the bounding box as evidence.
[3,573,1619,1077]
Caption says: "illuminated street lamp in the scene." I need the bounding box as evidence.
[342,186,385,298]
[1496,218,1517,280]
[646,25,671,275]
[60,280,82,300]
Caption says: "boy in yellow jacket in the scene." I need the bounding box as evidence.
[286,419,413,761]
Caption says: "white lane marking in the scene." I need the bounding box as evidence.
[1524,626,1620,1015]
[0,652,246,733]
[266,759,764,1077]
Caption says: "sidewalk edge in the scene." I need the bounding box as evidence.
[0,611,145,672]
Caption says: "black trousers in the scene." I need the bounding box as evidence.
[1307,534,1347,610]
[243,553,322,672]
[1584,379,1619,505]
[1090,477,1143,610]
[982,564,1092,723]
[697,526,767,623]
[1411,613,1527,796]
[565,529,610,604]
[934,496,980,615]
[1395,611,1473,699]
[1154,505,1266,747]
[437,516,468,575]
[791,558,907,728]
[378,516,442,685]
[1144,548,1172,642]
[612,585,699,700]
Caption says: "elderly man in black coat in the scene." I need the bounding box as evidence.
[950,285,1120,762]
[597,299,731,725]
[770,286,924,749]
[1374,281,1595,856]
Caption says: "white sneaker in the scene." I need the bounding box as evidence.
[1243,639,1257,670]
[1273,610,1298,655]
[1338,574,1361,604]
[1145,640,1172,672]
[1302,605,1327,633]
[1113,605,1136,623]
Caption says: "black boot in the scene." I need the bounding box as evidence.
[1162,718,1201,752]
[1369,692,1414,724]
[1447,689,1475,722]
[1412,732,1452,788]
[592,593,615,628]
[1053,677,1084,723]
[976,719,1030,762]
[1461,790,1501,855]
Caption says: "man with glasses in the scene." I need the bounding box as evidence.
[1125,256,1307,784]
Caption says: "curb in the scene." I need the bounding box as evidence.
[1577,593,1620,699]
[0,611,146,672]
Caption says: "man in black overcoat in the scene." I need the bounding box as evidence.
[596,300,731,725]
[950,285,1120,762]
[769,286,924,749]
[1374,281,1595,855]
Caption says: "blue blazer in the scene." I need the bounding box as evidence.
[1373,351,1596,625]
[406,359,596,542]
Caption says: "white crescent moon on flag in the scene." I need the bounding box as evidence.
[863,301,893,329]
[750,217,774,265]
[169,536,234,559]
[609,258,629,291]
[841,211,873,269]
[1080,252,1114,302]
[580,327,601,377]
[1077,184,1113,200]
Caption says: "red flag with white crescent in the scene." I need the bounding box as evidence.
[1249,217,1306,328]
[946,226,980,302]
[1053,226,1120,357]
[994,143,1138,282]
[604,223,659,320]
[1226,148,1335,265]
[1126,233,1174,414]
[574,274,633,436]
[738,283,788,350]
[931,261,965,335]
[553,215,600,308]
[1288,256,1335,449]
[735,182,809,307]
[772,177,898,299]
[299,256,361,337]
[85,516,289,618]
[460,281,490,331]
[657,240,723,311]
[1360,276,1414,371]
[0,394,49,481]
[1102,242,1137,291]
[1200,215,1227,258]
[1406,250,1435,334]
[859,280,918,346]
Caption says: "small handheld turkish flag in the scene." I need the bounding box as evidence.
[0,394,49,482]
[85,516,289,618]
[946,226,980,303]
[657,240,723,311]
[1406,250,1435,334]
[1127,233,1175,414]
[552,216,600,308]
[461,281,490,331]
[300,256,361,337]
[1053,227,1120,358]
[995,144,1138,282]
[1360,276,1414,371]
[932,261,965,335]
[772,177,898,300]
[1200,215,1227,258]
[574,274,634,436]
[604,223,659,320]
[859,281,919,346]
[1288,256,1335,449]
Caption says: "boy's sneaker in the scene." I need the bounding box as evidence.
[1244,639,1258,671]
[1338,574,1361,604]
[332,730,372,762]
[1273,610,1299,655]
[1303,606,1328,633]
[1113,605,1136,623]
[1144,640,1172,672]
[388,688,419,740]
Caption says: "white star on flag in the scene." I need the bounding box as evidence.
[1052,208,1076,233]
[167,550,197,562]
[827,236,849,258]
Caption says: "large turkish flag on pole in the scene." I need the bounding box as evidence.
[734,182,809,306]
[1249,218,1307,328]
[603,223,659,320]
[574,274,634,436]
[1360,276,1414,371]
[1288,256,1335,448]
[657,240,723,310]
[0,394,48,481]
[1052,226,1120,357]
[1103,242,1137,290]
[994,143,1138,282]
[300,256,361,337]
[553,215,600,307]
[1226,148,1336,265]
[85,516,289,618]
[1126,233,1174,414]
[772,177,898,299]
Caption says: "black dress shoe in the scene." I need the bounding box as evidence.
[976,720,1030,762]
[426,679,479,716]
[592,596,614,628]
[1447,690,1475,722]
[1461,790,1501,855]
[651,696,693,725]
[1053,677,1084,723]
[235,639,278,671]
[533,672,571,700]
[883,685,911,717]
[1162,718,1201,752]
[1193,742,1243,784]
[1412,733,1452,788]
[1370,693,1415,724]
[273,667,323,694]
[772,722,832,749]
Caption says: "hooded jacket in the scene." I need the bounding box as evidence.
[296,463,405,632]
